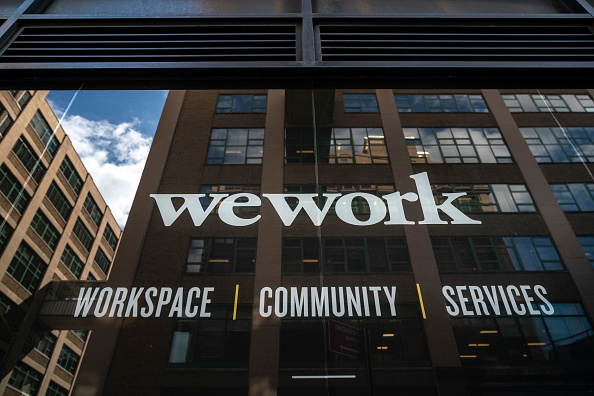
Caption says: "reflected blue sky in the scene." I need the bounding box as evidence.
[47,90,168,137]
[46,90,168,228]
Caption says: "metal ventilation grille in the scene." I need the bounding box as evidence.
[2,24,297,62]
[319,24,594,62]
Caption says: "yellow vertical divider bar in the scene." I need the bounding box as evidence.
[416,283,427,319]
[233,284,239,320]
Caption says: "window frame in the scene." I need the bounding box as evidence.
[7,242,47,293]
[29,111,59,156]
[215,94,267,113]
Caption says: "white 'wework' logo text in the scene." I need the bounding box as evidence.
[150,172,481,227]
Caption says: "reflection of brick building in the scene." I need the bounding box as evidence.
[0,91,121,396]
[73,89,594,396]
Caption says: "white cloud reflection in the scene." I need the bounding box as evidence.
[59,115,152,228]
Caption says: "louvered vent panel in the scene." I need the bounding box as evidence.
[320,24,594,62]
[2,25,297,62]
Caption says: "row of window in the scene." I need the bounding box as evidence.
[184,235,594,275]
[213,93,594,114]
[432,236,562,272]
[453,303,593,363]
[167,303,592,369]
[8,343,79,395]
[6,221,114,293]
[211,126,594,165]
[0,154,118,279]
[196,182,594,215]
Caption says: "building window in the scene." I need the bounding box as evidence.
[431,236,563,272]
[520,127,594,163]
[216,94,267,113]
[578,236,594,267]
[71,330,88,342]
[59,156,83,195]
[403,127,512,164]
[46,381,68,396]
[169,305,252,368]
[102,224,118,251]
[186,238,257,274]
[0,102,13,139]
[283,184,395,213]
[431,184,536,213]
[0,163,31,214]
[343,93,379,112]
[83,193,102,226]
[452,303,593,363]
[7,243,46,293]
[29,111,59,156]
[57,345,80,375]
[8,362,42,396]
[73,218,93,251]
[28,325,57,357]
[46,182,72,221]
[87,273,96,281]
[551,183,594,211]
[94,248,111,274]
[199,185,260,215]
[61,244,84,278]
[318,127,388,164]
[285,127,316,164]
[503,93,594,113]
[30,210,59,250]
[12,90,32,108]
[206,128,264,164]
[0,217,14,255]
[281,238,320,273]
[280,305,429,368]
[12,136,46,183]
[282,237,410,274]
[394,94,489,113]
